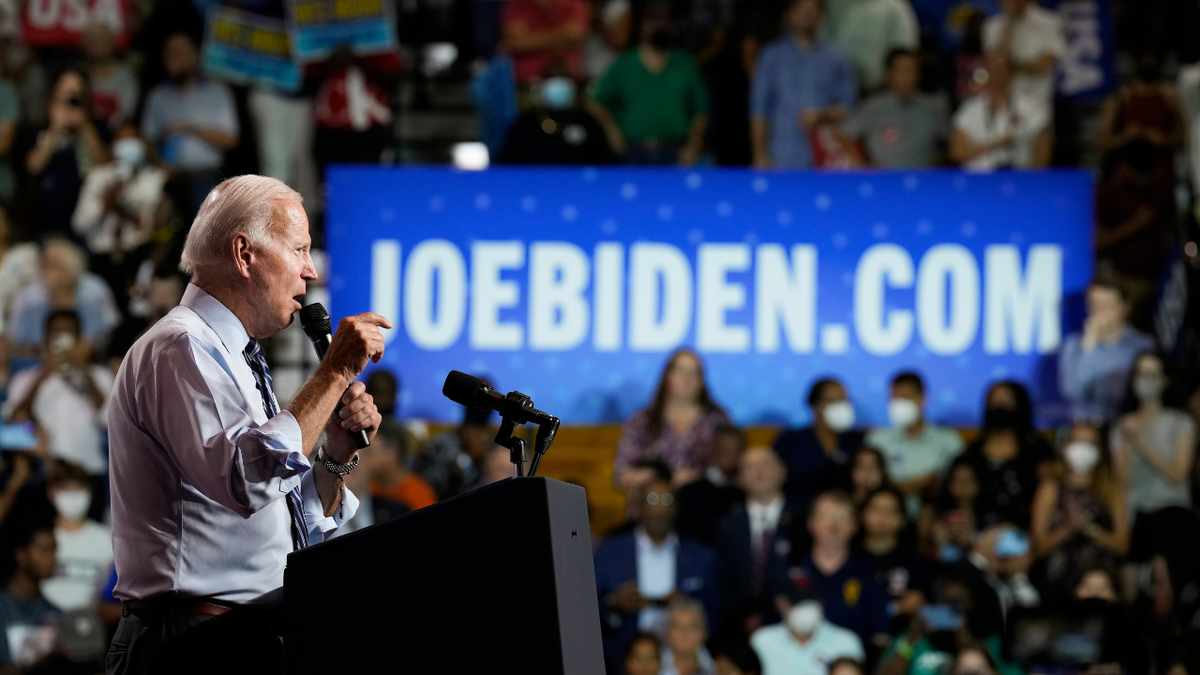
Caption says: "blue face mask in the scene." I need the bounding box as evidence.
[541,77,576,110]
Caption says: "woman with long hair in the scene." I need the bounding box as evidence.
[917,457,981,563]
[615,349,728,494]
[1030,422,1128,599]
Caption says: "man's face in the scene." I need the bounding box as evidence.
[738,447,785,499]
[18,530,57,581]
[709,432,743,475]
[246,200,317,338]
[808,497,856,548]
[666,608,706,654]
[640,480,676,537]
[1086,286,1126,328]
[888,55,919,97]
[786,0,821,34]
[42,246,79,293]
[163,35,198,80]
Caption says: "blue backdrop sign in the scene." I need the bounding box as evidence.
[325,168,1094,427]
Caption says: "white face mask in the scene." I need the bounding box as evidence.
[1063,442,1100,475]
[113,137,145,168]
[1133,376,1165,402]
[888,398,920,429]
[787,601,823,636]
[53,489,90,521]
[822,401,855,433]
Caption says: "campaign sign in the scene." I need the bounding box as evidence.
[325,168,1094,427]
[286,0,397,62]
[1047,0,1117,99]
[22,0,130,49]
[202,6,301,93]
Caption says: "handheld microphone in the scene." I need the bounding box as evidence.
[442,370,556,426]
[300,303,370,449]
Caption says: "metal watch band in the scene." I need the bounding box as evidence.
[319,448,359,476]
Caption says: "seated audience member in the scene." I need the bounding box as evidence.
[3,311,113,478]
[948,643,1003,675]
[981,0,1064,107]
[365,368,400,420]
[593,472,720,667]
[826,0,918,93]
[661,599,716,675]
[789,490,889,648]
[749,0,856,168]
[1030,422,1128,600]
[843,49,947,168]
[948,52,1050,170]
[1058,280,1156,423]
[1074,564,1119,601]
[615,349,729,494]
[960,381,1053,529]
[1068,565,1154,675]
[845,447,888,508]
[772,378,863,509]
[856,486,928,621]
[624,632,663,675]
[6,238,120,355]
[715,447,807,636]
[334,434,407,537]
[1095,52,1183,181]
[676,423,746,544]
[750,585,864,675]
[71,122,168,309]
[40,461,111,612]
[0,519,61,666]
[417,406,496,499]
[497,66,616,164]
[369,419,438,513]
[22,67,111,240]
[591,6,709,165]
[479,444,517,486]
[917,458,981,563]
[828,657,866,675]
[714,642,763,675]
[1112,351,1197,608]
[501,0,591,86]
[1094,139,1177,284]
[865,372,963,512]
[0,207,38,336]
[969,525,1040,615]
[82,23,139,131]
[140,33,238,214]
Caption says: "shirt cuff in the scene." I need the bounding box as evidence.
[298,458,361,541]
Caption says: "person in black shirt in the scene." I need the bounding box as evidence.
[676,422,746,544]
[496,65,617,165]
[855,486,929,630]
[773,378,864,511]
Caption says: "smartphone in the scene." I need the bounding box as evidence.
[995,529,1030,557]
[0,422,37,451]
[920,604,965,632]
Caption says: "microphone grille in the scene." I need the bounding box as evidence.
[299,303,332,338]
[442,370,484,408]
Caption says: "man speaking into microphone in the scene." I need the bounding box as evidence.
[105,175,391,674]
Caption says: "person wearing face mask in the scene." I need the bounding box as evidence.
[749,585,863,675]
[496,64,617,164]
[590,4,710,165]
[71,121,168,315]
[1029,422,1128,601]
[959,381,1053,529]
[39,460,112,612]
[866,372,964,515]
[1111,351,1197,614]
[773,378,863,510]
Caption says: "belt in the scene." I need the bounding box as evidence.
[123,596,234,618]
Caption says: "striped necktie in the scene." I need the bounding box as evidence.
[244,339,309,550]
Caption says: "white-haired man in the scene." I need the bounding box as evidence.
[105,175,392,674]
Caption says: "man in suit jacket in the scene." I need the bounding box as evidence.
[675,423,746,544]
[715,446,809,641]
[594,475,721,671]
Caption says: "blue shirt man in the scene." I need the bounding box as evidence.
[750,0,856,168]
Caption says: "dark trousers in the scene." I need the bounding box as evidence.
[106,601,282,675]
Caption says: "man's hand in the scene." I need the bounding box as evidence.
[320,313,392,381]
[324,381,381,464]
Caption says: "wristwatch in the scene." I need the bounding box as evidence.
[317,447,359,477]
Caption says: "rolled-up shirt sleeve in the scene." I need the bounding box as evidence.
[300,468,359,542]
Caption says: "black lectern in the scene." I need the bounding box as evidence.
[284,477,604,674]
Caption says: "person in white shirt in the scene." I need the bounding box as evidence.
[751,586,864,675]
[982,0,1065,106]
[660,599,716,675]
[41,460,112,612]
[2,310,112,477]
[949,52,1052,171]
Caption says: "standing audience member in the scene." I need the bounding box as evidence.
[949,53,1051,170]
[981,0,1065,106]
[417,406,495,499]
[6,238,120,354]
[827,0,918,93]
[1030,422,1128,600]
[749,585,865,675]
[1094,139,1177,285]
[0,66,19,206]
[82,23,139,132]
[498,66,616,164]
[140,33,238,215]
[365,368,400,420]
[661,599,716,675]
[591,6,709,165]
[676,423,746,544]
[308,46,401,179]
[3,310,113,478]
[369,419,438,513]
[917,458,981,563]
[22,68,110,239]
[581,0,632,81]
[615,349,729,493]
[846,447,889,508]
[501,0,591,86]
[749,0,856,168]
[0,519,60,667]
[843,49,947,167]
[856,487,928,622]
[866,372,964,513]
[0,206,38,336]
[772,378,862,509]
[593,472,720,668]
[1096,51,1184,181]
[40,461,112,612]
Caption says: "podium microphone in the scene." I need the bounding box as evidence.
[442,370,559,476]
[300,303,370,449]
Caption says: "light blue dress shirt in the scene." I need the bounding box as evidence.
[108,284,357,603]
[749,37,857,168]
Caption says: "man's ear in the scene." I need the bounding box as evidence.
[231,233,253,279]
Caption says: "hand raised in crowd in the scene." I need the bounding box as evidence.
[325,381,381,464]
[321,313,393,382]
[48,97,86,133]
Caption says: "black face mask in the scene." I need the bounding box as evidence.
[983,406,1019,431]
[648,27,673,50]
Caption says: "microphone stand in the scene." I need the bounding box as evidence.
[494,416,528,478]
[490,391,560,478]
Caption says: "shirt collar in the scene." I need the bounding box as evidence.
[748,495,785,521]
[180,283,251,354]
[635,527,678,552]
